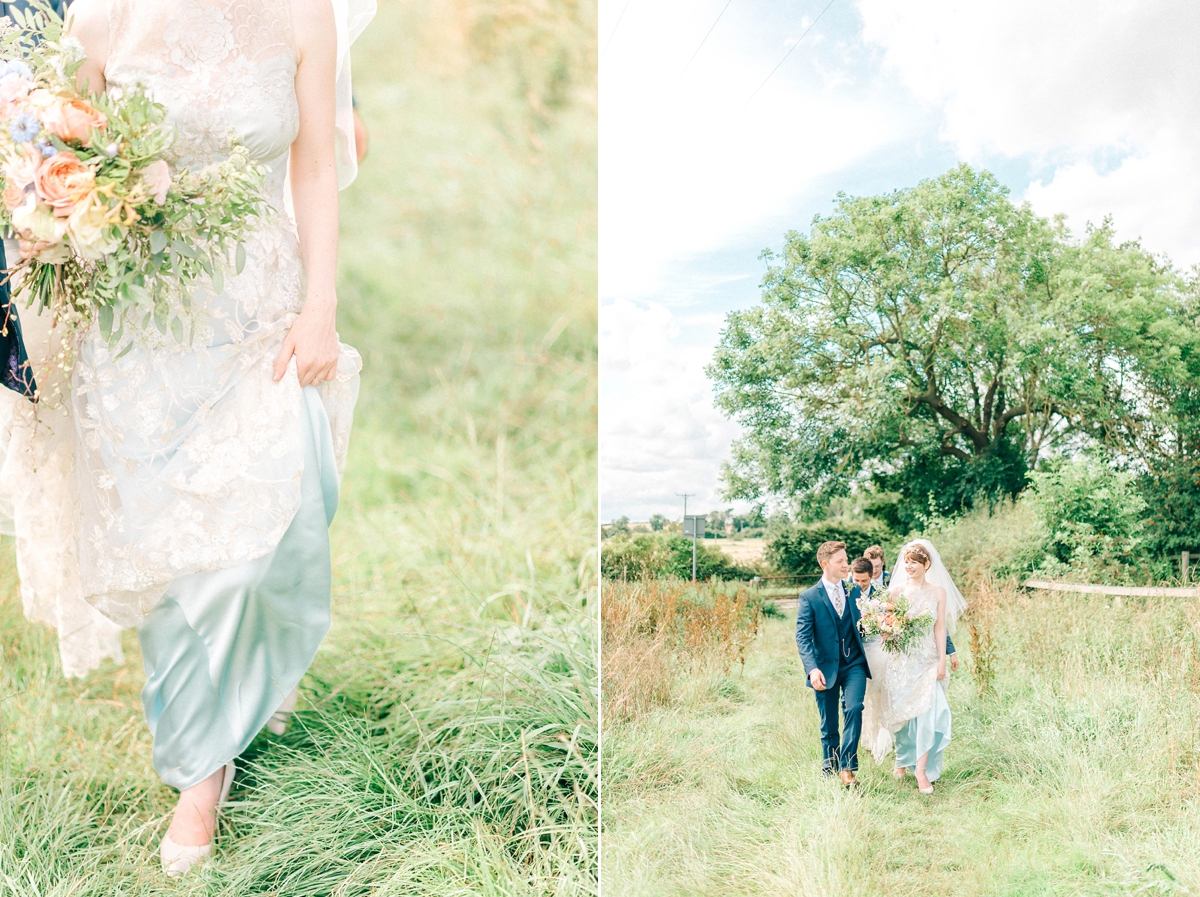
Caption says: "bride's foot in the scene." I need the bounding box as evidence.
[160,761,235,877]
[893,767,907,781]
[915,768,933,794]
[266,686,300,736]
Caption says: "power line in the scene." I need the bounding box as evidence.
[602,0,739,189]
[602,0,838,192]
[734,0,838,117]
[678,0,734,78]
[601,0,635,59]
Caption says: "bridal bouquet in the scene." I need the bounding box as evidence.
[0,4,265,347]
[857,588,933,655]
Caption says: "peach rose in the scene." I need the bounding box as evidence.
[34,151,95,217]
[41,96,107,145]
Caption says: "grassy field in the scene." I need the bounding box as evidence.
[0,1,596,893]
[602,572,1200,896]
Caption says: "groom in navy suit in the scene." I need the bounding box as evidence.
[795,540,870,786]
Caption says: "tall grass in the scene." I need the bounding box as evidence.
[601,582,763,723]
[602,507,1200,895]
[0,0,597,893]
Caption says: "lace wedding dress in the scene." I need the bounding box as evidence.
[861,582,952,779]
[0,0,372,789]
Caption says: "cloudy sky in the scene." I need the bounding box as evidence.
[600,0,1200,523]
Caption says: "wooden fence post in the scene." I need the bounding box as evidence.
[1184,551,1192,584]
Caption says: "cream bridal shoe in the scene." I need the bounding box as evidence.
[160,760,236,877]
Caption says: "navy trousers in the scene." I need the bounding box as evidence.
[814,660,869,772]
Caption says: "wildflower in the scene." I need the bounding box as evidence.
[9,112,38,143]
[3,60,30,80]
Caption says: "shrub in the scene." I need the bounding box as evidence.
[1026,456,1146,577]
[766,520,893,575]
[600,533,755,581]
[1140,456,1200,558]
[920,499,1041,588]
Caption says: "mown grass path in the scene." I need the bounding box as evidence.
[0,2,596,893]
[603,589,1200,897]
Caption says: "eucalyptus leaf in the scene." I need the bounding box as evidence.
[97,304,113,339]
[236,243,246,274]
[170,239,200,259]
[149,229,167,255]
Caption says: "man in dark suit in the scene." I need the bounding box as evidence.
[795,540,870,786]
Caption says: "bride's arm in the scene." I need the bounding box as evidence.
[275,0,340,388]
[65,0,108,94]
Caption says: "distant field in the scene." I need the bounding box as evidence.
[704,537,766,566]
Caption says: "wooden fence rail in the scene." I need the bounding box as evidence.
[1023,579,1200,598]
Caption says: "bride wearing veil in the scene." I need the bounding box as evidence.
[860,539,967,794]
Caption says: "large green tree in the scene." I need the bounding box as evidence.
[708,166,1189,523]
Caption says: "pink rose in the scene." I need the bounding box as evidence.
[0,73,33,116]
[140,159,171,204]
[2,147,41,210]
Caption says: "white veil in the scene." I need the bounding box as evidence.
[330,0,377,189]
[888,539,967,635]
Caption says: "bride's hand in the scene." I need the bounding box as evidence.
[936,661,947,681]
[273,297,339,387]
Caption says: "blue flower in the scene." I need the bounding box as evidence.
[2,60,31,80]
[9,113,39,144]
[35,140,56,158]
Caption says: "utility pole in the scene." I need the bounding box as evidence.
[676,492,695,523]
[677,492,697,582]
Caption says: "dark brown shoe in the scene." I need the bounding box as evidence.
[839,769,858,787]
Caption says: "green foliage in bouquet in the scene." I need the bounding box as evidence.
[857,587,933,655]
[0,2,266,351]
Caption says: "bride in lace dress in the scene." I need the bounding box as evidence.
[0,0,373,875]
[860,539,966,795]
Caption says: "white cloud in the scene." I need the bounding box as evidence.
[600,299,742,521]
[857,0,1200,264]
[601,0,899,302]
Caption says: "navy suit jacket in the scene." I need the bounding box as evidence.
[795,578,870,690]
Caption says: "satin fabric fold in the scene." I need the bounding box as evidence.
[893,682,952,782]
[137,386,338,790]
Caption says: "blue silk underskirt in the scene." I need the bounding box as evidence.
[894,682,952,782]
[136,386,338,790]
